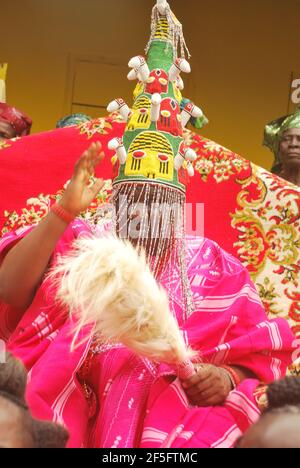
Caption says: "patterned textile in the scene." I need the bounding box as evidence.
[0,221,296,448]
[0,115,299,375]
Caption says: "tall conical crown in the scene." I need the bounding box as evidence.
[107,0,203,194]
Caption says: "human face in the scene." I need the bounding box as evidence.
[0,119,17,140]
[0,397,34,448]
[236,413,300,448]
[279,128,300,167]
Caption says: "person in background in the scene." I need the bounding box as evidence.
[0,103,32,140]
[0,352,69,448]
[236,377,300,448]
[264,107,300,186]
[56,113,91,129]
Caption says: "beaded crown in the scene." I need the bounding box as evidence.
[107,0,204,195]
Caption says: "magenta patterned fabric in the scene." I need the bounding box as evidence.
[0,221,296,448]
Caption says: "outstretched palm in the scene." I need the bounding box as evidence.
[60,142,105,216]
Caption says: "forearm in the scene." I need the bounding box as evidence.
[0,142,104,310]
[0,212,69,309]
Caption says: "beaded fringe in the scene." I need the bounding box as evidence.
[111,182,195,320]
[145,4,191,60]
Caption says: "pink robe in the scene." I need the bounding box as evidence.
[0,220,296,448]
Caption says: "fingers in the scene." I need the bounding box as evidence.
[89,178,105,197]
[189,383,219,401]
[85,143,97,175]
[87,142,105,171]
[185,375,227,406]
[182,365,212,389]
[74,142,105,181]
[184,376,216,397]
[193,386,228,407]
[74,150,89,182]
[182,365,231,407]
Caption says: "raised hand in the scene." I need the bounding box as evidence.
[59,142,105,216]
[0,141,106,311]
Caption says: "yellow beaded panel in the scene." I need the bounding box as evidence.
[154,18,170,41]
[125,131,174,181]
[133,82,145,101]
[126,96,152,132]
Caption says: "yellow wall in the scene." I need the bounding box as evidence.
[1,0,300,170]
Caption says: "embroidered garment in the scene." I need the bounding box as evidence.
[1,118,299,351]
[0,220,295,448]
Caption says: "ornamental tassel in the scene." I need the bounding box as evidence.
[187,162,195,177]
[181,102,203,128]
[145,1,191,60]
[168,58,191,82]
[128,56,150,83]
[108,137,127,164]
[176,75,184,91]
[174,143,186,171]
[150,93,162,122]
[107,98,131,121]
[174,143,197,171]
[127,69,141,81]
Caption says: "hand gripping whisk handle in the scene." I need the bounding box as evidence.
[177,359,196,379]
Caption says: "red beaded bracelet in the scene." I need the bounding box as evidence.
[50,203,76,224]
[219,365,241,390]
